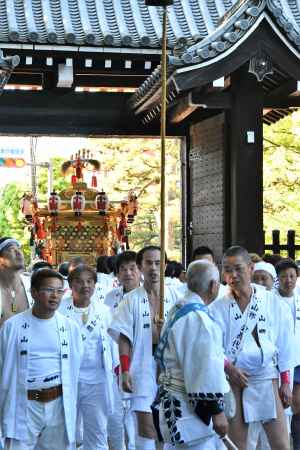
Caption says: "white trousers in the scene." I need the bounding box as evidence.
[107,378,125,450]
[124,399,136,450]
[4,397,69,450]
[77,382,108,450]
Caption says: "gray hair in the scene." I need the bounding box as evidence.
[187,260,219,294]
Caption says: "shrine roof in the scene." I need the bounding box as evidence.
[0,0,233,49]
[130,0,300,115]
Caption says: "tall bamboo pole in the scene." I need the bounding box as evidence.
[159,6,168,321]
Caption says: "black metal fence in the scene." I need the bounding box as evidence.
[264,230,300,260]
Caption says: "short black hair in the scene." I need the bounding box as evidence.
[116,251,137,273]
[32,261,53,272]
[58,262,69,277]
[193,246,214,261]
[136,246,167,266]
[68,256,86,273]
[96,255,110,274]
[31,268,63,290]
[165,261,185,278]
[222,245,251,265]
[275,258,298,276]
[68,264,97,286]
[107,256,117,275]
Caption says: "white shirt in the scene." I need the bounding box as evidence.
[28,313,61,385]
[71,304,105,384]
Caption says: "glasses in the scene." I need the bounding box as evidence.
[39,287,64,296]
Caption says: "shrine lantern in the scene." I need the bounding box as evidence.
[95,190,109,216]
[48,191,61,215]
[127,192,138,223]
[71,191,85,216]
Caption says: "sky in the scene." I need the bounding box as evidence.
[0,136,89,189]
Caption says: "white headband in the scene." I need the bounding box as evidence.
[254,261,277,280]
[0,239,20,253]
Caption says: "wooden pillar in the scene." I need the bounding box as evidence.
[227,65,264,254]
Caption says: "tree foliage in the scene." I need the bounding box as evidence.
[0,182,31,262]
[263,111,300,249]
[88,138,182,260]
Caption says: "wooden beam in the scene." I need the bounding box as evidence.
[191,91,232,108]
[169,93,199,124]
[169,91,232,124]
[264,79,297,101]
[0,90,183,136]
[264,96,300,108]
[226,64,264,253]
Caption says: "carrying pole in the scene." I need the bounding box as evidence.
[159,5,168,321]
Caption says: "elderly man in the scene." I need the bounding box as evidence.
[110,246,180,450]
[0,237,31,325]
[156,260,229,450]
[59,264,115,450]
[210,246,294,450]
[0,268,83,450]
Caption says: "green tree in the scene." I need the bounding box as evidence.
[37,157,69,201]
[263,111,300,255]
[88,138,182,260]
[0,182,31,263]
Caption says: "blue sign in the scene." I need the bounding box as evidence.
[0,148,24,156]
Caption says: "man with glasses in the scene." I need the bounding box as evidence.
[0,268,83,450]
[210,246,293,450]
[0,237,32,326]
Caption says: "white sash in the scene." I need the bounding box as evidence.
[228,287,270,368]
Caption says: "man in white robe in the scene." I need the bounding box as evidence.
[274,258,300,450]
[59,264,115,450]
[210,246,293,450]
[156,260,229,450]
[0,237,32,325]
[0,268,83,450]
[105,251,141,450]
[109,246,180,450]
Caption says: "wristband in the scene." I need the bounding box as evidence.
[120,354,130,372]
[280,370,290,384]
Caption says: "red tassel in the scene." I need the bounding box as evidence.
[91,174,97,188]
[71,175,77,185]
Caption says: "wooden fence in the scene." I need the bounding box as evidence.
[264,230,300,260]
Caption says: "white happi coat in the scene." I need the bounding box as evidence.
[210,284,293,423]
[109,285,180,399]
[0,309,83,443]
[158,291,229,447]
[274,288,300,368]
[59,296,115,413]
[105,286,124,310]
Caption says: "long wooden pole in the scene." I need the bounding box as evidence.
[159,5,168,321]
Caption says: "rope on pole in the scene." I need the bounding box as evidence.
[159,5,168,321]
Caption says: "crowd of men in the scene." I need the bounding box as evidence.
[0,236,299,450]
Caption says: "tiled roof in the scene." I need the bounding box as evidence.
[0,0,234,49]
[131,0,300,116]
